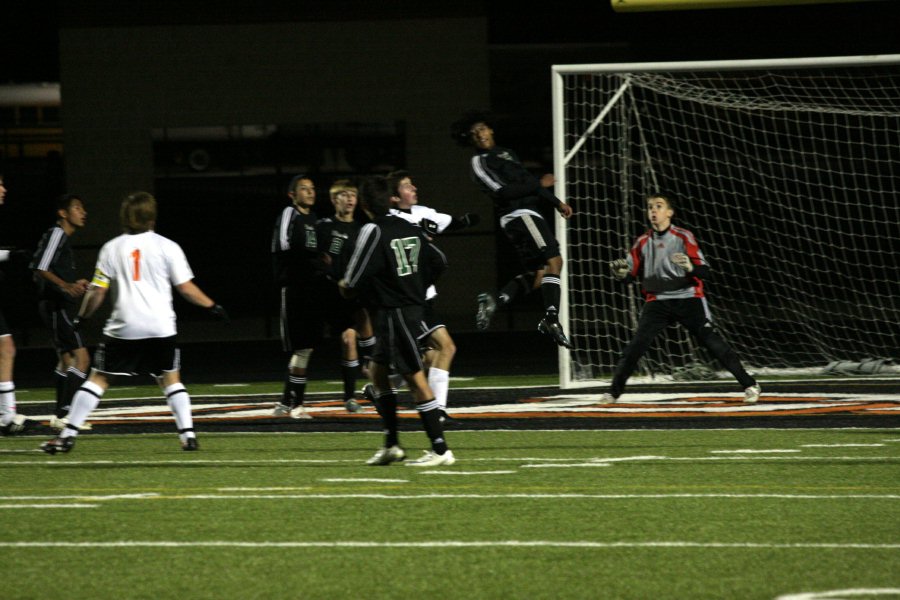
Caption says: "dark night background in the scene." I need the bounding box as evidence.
[4,1,898,83]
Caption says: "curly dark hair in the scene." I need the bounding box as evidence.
[450,110,494,148]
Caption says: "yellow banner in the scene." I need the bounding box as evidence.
[612,0,881,12]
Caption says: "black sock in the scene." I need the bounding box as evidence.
[283,373,307,408]
[499,271,536,306]
[378,392,399,448]
[416,399,448,454]
[341,359,358,401]
[541,275,561,315]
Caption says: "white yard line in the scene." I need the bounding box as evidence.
[0,504,97,509]
[1,540,898,549]
[1,492,899,501]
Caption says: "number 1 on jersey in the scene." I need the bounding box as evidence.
[131,248,141,281]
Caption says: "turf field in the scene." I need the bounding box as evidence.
[3,394,900,600]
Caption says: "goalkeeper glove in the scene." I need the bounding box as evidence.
[610,258,629,280]
[419,218,439,237]
[671,253,694,272]
[208,304,231,324]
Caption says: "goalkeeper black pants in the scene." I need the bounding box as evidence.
[610,297,756,397]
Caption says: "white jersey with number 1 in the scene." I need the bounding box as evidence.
[91,231,194,340]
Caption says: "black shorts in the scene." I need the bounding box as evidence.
[280,286,326,351]
[38,300,85,354]
[371,305,426,375]
[93,335,181,377]
[320,284,359,336]
[416,299,445,342]
[502,212,561,271]
[0,307,9,337]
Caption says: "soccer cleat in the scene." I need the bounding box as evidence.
[744,384,761,404]
[538,316,575,349]
[362,383,381,415]
[598,393,618,404]
[475,293,497,330]
[405,449,456,467]
[366,445,406,466]
[49,416,92,432]
[362,383,377,405]
[40,436,75,455]
[290,404,313,420]
[181,437,199,451]
[1,414,37,436]
[344,398,362,413]
[272,403,292,417]
[439,409,455,424]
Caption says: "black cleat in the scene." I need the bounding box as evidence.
[40,436,75,455]
[475,293,497,330]
[439,409,456,425]
[538,317,575,349]
[1,415,37,437]
[182,437,199,451]
[363,383,379,408]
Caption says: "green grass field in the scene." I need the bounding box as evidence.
[2,426,899,599]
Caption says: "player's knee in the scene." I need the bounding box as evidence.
[289,349,313,370]
[74,348,91,372]
[545,255,563,274]
[341,328,357,347]
[440,337,457,361]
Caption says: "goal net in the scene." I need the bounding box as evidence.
[552,55,900,389]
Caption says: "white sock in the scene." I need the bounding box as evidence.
[63,380,104,437]
[0,381,15,426]
[165,383,195,440]
[428,368,450,410]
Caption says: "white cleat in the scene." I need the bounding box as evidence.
[405,449,456,467]
[49,416,92,432]
[598,393,618,404]
[366,445,406,466]
[1,414,37,436]
[290,404,313,420]
[744,384,761,404]
[272,403,291,417]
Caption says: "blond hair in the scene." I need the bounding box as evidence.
[120,191,157,233]
[330,179,358,199]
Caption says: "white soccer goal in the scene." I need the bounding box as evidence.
[552,55,900,389]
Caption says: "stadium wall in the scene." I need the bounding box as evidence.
[57,17,492,340]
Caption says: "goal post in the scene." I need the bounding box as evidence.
[552,55,900,389]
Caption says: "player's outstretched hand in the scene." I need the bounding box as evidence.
[208,303,231,324]
[610,258,629,280]
[671,253,693,272]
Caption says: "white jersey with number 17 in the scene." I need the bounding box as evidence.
[91,231,194,340]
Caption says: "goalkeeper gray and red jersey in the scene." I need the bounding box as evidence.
[625,225,709,301]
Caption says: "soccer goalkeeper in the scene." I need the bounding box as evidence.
[603,193,760,404]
